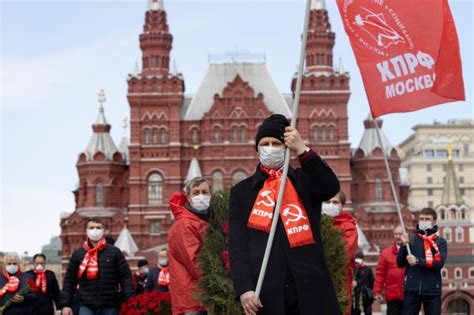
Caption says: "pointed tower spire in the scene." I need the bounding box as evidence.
[141,0,172,76]
[171,59,178,76]
[311,0,326,10]
[114,216,139,257]
[82,90,120,161]
[440,146,464,206]
[305,0,334,74]
[337,57,345,75]
[185,157,202,184]
[148,0,164,11]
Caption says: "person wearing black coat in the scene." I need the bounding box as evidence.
[229,114,341,315]
[60,217,134,315]
[132,259,149,295]
[351,251,374,315]
[397,208,447,315]
[144,250,169,293]
[25,253,60,315]
[0,252,37,315]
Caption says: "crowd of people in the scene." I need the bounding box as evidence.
[1,114,447,315]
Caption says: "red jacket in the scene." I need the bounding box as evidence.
[374,243,404,302]
[168,192,208,314]
[333,212,358,315]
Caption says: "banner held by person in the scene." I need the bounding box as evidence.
[336,0,465,118]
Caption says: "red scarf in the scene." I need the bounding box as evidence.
[247,166,315,248]
[78,238,107,280]
[34,269,47,294]
[416,233,441,268]
[0,268,21,298]
[158,267,170,286]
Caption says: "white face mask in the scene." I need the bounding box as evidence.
[355,258,363,265]
[159,258,169,267]
[140,267,149,274]
[419,221,432,231]
[322,203,342,217]
[87,228,104,242]
[6,265,18,275]
[191,194,211,211]
[259,146,285,169]
[35,264,45,271]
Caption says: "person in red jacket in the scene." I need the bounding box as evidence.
[374,226,405,315]
[168,176,211,315]
[322,190,358,315]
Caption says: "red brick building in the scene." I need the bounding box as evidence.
[60,0,472,312]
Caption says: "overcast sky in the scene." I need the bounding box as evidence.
[1,0,473,255]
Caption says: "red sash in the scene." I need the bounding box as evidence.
[78,238,107,280]
[35,269,47,294]
[0,268,21,298]
[416,233,441,268]
[158,267,170,286]
[247,166,315,248]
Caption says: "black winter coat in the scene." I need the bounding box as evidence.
[397,225,447,296]
[353,265,374,308]
[144,267,169,293]
[0,271,37,315]
[229,150,341,315]
[25,269,60,315]
[60,243,134,310]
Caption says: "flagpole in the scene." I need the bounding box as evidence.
[370,114,412,256]
[255,0,312,297]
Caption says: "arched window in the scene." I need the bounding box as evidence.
[191,128,199,144]
[375,178,383,201]
[329,126,335,142]
[450,209,457,220]
[144,129,150,145]
[152,128,159,144]
[440,209,445,220]
[455,226,464,242]
[454,267,462,279]
[160,128,167,144]
[321,127,327,142]
[148,173,163,205]
[231,126,238,143]
[444,227,452,242]
[95,183,104,207]
[312,127,318,142]
[212,171,224,192]
[232,171,247,185]
[213,126,221,143]
[441,268,448,280]
[240,126,247,143]
[461,209,466,220]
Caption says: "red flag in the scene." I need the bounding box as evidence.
[336,0,465,117]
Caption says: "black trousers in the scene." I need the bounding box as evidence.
[351,304,372,315]
[402,292,441,315]
[284,280,299,315]
[387,300,403,315]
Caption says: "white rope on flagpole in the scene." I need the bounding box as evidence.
[255,0,312,297]
[370,114,412,256]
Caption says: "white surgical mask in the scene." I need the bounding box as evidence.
[322,203,341,217]
[35,264,45,271]
[87,228,104,242]
[140,267,149,274]
[159,258,169,267]
[419,221,432,231]
[191,194,211,211]
[6,265,18,275]
[355,258,363,265]
[259,146,285,169]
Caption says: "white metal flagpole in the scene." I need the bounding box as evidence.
[255,0,312,297]
[370,114,412,256]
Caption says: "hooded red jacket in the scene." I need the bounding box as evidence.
[168,192,208,314]
[333,212,358,315]
[374,243,404,302]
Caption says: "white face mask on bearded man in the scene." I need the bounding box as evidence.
[258,146,285,169]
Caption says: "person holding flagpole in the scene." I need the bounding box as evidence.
[229,114,341,315]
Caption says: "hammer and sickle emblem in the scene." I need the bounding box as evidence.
[256,190,275,207]
[282,204,306,226]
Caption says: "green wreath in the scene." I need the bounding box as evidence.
[196,191,348,314]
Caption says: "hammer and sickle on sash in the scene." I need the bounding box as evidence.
[282,204,306,226]
[256,190,275,207]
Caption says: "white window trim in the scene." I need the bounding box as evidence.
[441,268,448,280]
[443,227,452,242]
[455,226,464,242]
[454,267,462,280]
[469,267,474,279]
